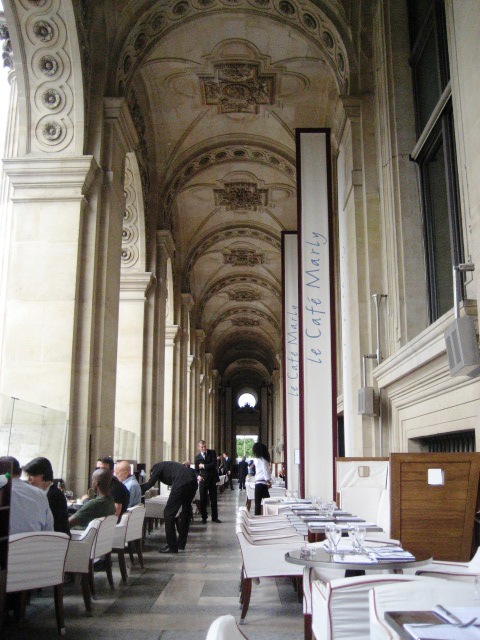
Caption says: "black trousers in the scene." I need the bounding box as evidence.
[164,479,198,550]
[254,482,270,515]
[199,478,218,520]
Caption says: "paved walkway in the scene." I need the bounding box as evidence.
[4,486,303,639]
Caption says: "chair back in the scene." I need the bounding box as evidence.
[125,505,146,543]
[312,574,426,640]
[113,511,130,549]
[65,522,99,573]
[7,531,70,593]
[206,614,248,640]
[92,514,117,559]
[369,576,479,640]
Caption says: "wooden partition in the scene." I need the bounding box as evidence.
[390,453,480,561]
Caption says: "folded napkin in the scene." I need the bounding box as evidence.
[332,553,377,563]
[334,516,365,521]
[368,547,416,561]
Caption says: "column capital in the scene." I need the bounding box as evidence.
[119,272,155,300]
[156,230,175,259]
[181,293,194,313]
[3,156,99,202]
[104,97,139,153]
[165,323,179,343]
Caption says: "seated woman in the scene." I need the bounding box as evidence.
[23,456,70,536]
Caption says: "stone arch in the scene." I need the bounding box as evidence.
[3,0,85,156]
[122,152,147,274]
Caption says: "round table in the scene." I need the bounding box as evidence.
[285,548,433,572]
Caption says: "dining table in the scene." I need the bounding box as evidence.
[285,546,432,573]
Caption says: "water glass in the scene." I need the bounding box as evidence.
[325,523,341,553]
[353,526,366,552]
[347,523,357,549]
[292,489,298,501]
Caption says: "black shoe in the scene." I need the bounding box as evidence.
[159,546,178,554]
[212,518,222,523]
[201,518,207,523]
[178,545,185,551]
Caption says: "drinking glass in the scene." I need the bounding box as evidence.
[353,526,366,552]
[286,489,292,499]
[347,523,357,549]
[326,501,336,518]
[325,523,341,553]
[292,489,298,501]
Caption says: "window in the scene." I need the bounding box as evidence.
[408,0,464,321]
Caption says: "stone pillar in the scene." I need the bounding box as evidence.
[164,323,179,460]
[225,386,233,457]
[260,385,268,445]
[187,354,196,457]
[115,272,154,460]
[195,330,206,443]
[271,368,282,461]
[176,294,193,460]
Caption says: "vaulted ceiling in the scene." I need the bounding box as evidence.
[104,0,352,391]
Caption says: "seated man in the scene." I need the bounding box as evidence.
[69,468,115,529]
[0,455,53,534]
[23,456,70,536]
[114,459,142,507]
[96,456,130,520]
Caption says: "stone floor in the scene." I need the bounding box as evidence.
[4,486,303,639]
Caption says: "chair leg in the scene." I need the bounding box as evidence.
[80,574,92,612]
[117,549,128,583]
[135,539,144,568]
[239,577,252,625]
[128,541,135,565]
[304,613,312,640]
[17,590,28,624]
[53,583,66,635]
[88,559,95,597]
[105,553,114,590]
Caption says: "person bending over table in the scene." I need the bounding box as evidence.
[141,461,198,554]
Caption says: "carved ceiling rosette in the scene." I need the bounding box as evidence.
[214,182,268,211]
[200,63,275,114]
[223,248,265,267]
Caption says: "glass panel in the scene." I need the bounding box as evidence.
[425,140,453,317]
[114,427,138,461]
[0,394,67,478]
[415,26,441,132]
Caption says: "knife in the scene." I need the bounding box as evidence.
[435,604,463,625]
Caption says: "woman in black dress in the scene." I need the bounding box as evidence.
[23,456,70,536]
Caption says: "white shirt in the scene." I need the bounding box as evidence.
[253,457,272,484]
[10,477,54,535]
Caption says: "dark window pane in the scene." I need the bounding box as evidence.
[408,0,433,43]
[415,27,441,132]
[424,140,453,317]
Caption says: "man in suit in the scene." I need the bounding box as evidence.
[194,440,221,523]
[222,452,234,490]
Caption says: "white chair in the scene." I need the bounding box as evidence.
[7,531,70,635]
[125,504,145,568]
[414,546,480,582]
[65,518,101,611]
[311,573,427,640]
[206,614,249,639]
[236,525,304,624]
[112,511,131,583]
[369,575,480,640]
[90,514,117,594]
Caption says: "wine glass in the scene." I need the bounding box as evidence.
[347,523,357,550]
[325,523,342,553]
[286,489,292,499]
[292,489,298,501]
[353,526,366,553]
[326,501,336,518]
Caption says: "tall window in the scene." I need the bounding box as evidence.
[408,0,463,321]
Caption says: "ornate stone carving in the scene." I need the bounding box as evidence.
[228,288,260,302]
[122,155,141,269]
[223,248,265,266]
[42,88,61,109]
[33,20,54,42]
[231,317,260,327]
[0,24,13,70]
[200,63,275,114]
[116,0,349,98]
[214,182,268,211]
[39,54,58,76]
[42,121,62,140]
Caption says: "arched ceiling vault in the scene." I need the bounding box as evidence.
[105,0,354,389]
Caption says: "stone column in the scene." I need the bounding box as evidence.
[176,294,193,460]
[225,386,233,457]
[260,385,268,445]
[164,323,179,460]
[114,272,154,460]
[271,368,282,461]
[187,354,196,456]
[195,330,206,443]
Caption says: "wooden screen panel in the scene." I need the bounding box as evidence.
[391,453,480,561]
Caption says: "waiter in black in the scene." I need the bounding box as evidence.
[195,440,221,523]
[141,461,198,553]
